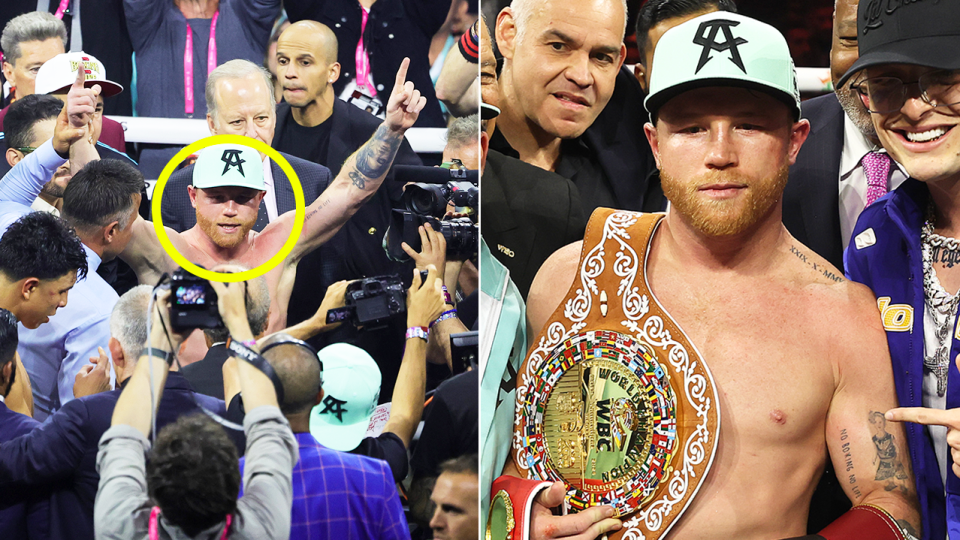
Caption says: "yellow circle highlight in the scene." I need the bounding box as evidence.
[150,134,305,283]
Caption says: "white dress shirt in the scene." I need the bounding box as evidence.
[838,114,908,251]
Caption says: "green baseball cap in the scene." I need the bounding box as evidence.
[645,12,800,122]
[192,144,266,191]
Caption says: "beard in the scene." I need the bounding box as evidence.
[40,171,71,198]
[835,83,877,140]
[661,164,789,237]
[195,211,254,250]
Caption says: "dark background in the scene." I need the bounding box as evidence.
[481,0,835,69]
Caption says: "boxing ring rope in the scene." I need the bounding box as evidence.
[107,116,450,154]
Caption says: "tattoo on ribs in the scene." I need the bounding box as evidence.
[350,125,401,189]
[868,411,910,494]
[789,245,844,283]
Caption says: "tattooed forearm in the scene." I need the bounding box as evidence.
[350,124,402,189]
[868,411,910,494]
[789,245,844,283]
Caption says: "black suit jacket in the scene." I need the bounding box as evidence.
[181,344,231,401]
[581,68,664,213]
[481,150,587,299]
[0,373,233,540]
[784,94,846,270]
[160,151,337,326]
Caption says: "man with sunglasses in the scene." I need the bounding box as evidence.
[841,1,960,538]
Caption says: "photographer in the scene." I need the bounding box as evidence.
[245,265,446,485]
[95,281,297,539]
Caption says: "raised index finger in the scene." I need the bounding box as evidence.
[886,406,960,429]
[394,57,411,90]
[72,61,86,90]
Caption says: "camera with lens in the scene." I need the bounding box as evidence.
[385,163,479,262]
[168,267,222,331]
[325,275,407,330]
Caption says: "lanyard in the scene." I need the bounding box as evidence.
[184,11,219,117]
[54,0,70,18]
[149,506,231,539]
[354,6,374,95]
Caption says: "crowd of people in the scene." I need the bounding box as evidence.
[0,1,480,539]
[479,0,960,539]
[6,0,960,538]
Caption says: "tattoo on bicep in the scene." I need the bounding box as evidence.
[304,197,331,223]
[868,411,910,494]
[350,125,401,188]
[789,244,844,283]
[840,428,863,499]
[897,520,920,538]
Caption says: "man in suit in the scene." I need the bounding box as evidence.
[479,15,586,299]
[490,0,662,216]
[0,285,236,540]
[782,0,907,270]
[270,21,423,396]
[0,308,47,539]
[161,59,335,330]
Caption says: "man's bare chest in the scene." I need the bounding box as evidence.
[658,288,837,443]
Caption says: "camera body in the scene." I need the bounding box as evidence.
[326,275,407,330]
[169,268,222,331]
[386,165,479,262]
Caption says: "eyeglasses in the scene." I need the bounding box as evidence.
[853,69,960,114]
[15,147,37,155]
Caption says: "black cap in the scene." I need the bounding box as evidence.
[837,0,960,88]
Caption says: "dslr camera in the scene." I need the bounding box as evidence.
[168,267,222,331]
[385,162,479,262]
[325,275,407,330]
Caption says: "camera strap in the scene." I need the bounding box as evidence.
[225,339,285,406]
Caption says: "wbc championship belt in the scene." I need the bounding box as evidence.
[512,209,720,539]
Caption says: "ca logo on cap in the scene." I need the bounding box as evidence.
[221,149,246,176]
[693,19,748,74]
[319,395,348,422]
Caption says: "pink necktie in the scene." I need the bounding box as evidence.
[863,151,891,207]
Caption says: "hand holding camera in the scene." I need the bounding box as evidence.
[406,265,446,330]
[401,222,448,281]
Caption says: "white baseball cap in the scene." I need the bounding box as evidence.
[644,12,800,121]
[35,52,123,97]
[192,144,266,191]
[309,343,381,452]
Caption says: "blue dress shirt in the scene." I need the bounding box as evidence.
[19,244,118,421]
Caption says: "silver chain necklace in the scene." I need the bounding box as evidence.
[921,202,960,396]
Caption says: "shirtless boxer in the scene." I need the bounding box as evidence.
[493,12,921,540]
[117,58,425,331]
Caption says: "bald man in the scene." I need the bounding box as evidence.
[270,21,423,400]
[271,20,423,319]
